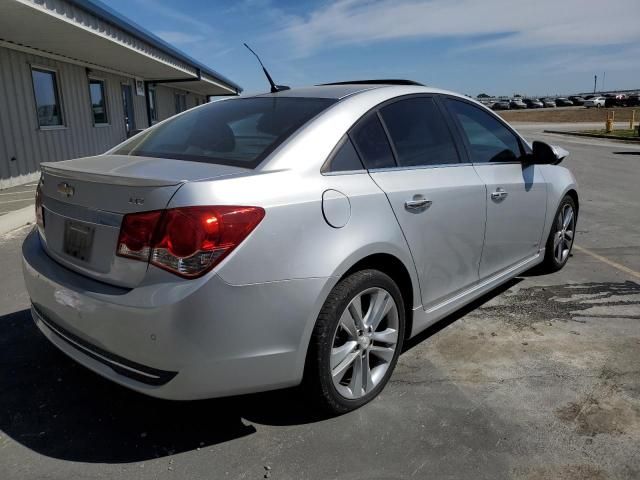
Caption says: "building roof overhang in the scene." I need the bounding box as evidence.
[0,0,241,96]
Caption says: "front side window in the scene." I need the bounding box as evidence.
[379,97,459,167]
[31,68,63,127]
[446,98,522,163]
[349,112,396,169]
[89,79,108,124]
[114,97,336,168]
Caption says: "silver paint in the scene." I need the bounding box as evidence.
[22,84,578,400]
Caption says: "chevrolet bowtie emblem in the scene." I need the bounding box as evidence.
[57,182,75,198]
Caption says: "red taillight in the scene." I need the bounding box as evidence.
[116,206,265,278]
[117,210,163,261]
[35,180,44,229]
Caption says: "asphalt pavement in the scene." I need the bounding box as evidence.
[0,127,639,480]
[0,182,37,216]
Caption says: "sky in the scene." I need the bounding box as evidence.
[107,0,640,98]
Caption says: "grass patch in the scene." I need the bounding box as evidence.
[582,129,639,138]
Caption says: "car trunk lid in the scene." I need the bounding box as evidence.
[38,154,247,288]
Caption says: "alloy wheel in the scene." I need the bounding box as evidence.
[554,203,575,264]
[330,287,399,399]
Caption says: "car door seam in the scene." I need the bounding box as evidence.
[365,171,424,310]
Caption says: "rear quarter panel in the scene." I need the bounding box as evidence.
[168,170,421,310]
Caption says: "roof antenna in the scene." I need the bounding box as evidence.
[244,43,290,93]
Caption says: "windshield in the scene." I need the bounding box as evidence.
[114,97,336,168]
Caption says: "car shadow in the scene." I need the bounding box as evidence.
[0,309,332,463]
[0,277,522,463]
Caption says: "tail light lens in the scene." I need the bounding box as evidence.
[35,180,44,229]
[117,210,163,261]
[116,206,265,278]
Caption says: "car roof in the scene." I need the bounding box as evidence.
[247,81,477,101]
[250,84,385,100]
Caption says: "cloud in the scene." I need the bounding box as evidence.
[275,0,640,57]
[134,0,215,34]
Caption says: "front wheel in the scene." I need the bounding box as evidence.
[304,269,405,414]
[541,195,577,272]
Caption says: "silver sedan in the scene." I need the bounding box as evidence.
[22,82,578,413]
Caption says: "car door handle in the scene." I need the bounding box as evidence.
[404,198,432,211]
[490,188,508,201]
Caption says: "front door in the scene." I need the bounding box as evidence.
[121,84,135,137]
[444,97,547,278]
[351,96,487,309]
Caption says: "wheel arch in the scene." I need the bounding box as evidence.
[340,253,415,340]
[565,188,579,217]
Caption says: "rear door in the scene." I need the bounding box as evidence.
[353,96,486,309]
[443,97,547,278]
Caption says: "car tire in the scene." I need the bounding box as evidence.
[304,269,405,414]
[540,195,577,273]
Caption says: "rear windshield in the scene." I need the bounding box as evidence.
[114,97,336,168]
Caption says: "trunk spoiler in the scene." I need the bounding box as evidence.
[41,163,183,187]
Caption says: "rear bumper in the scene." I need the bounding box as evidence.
[22,228,334,400]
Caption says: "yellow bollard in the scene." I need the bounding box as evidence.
[606,111,613,133]
[630,110,636,130]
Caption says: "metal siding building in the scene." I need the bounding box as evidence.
[0,0,241,189]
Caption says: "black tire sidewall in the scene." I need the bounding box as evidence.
[544,195,577,271]
[308,269,405,413]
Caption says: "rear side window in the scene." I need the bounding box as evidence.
[322,136,364,173]
[445,99,522,163]
[349,113,396,169]
[379,97,459,167]
[114,97,336,168]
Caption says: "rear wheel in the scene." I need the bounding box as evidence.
[541,195,576,272]
[305,269,405,414]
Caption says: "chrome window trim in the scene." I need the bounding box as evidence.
[322,169,367,176]
[367,162,473,173]
[471,161,523,166]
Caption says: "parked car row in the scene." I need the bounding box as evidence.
[482,92,640,110]
[488,97,561,110]
[602,93,640,107]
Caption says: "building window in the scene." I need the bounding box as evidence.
[175,93,186,113]
[89,79,108,125]
[31,68,63,127]
[149,86,158,123]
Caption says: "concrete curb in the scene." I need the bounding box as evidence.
[0,205,35,236]
[543,130,640,142]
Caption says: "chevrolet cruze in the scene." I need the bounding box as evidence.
[22,81,578,413]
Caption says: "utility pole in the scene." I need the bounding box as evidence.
[603,72,606,92]
[594,75,597,93]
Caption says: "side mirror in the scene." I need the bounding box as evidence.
[530,141,568,165]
